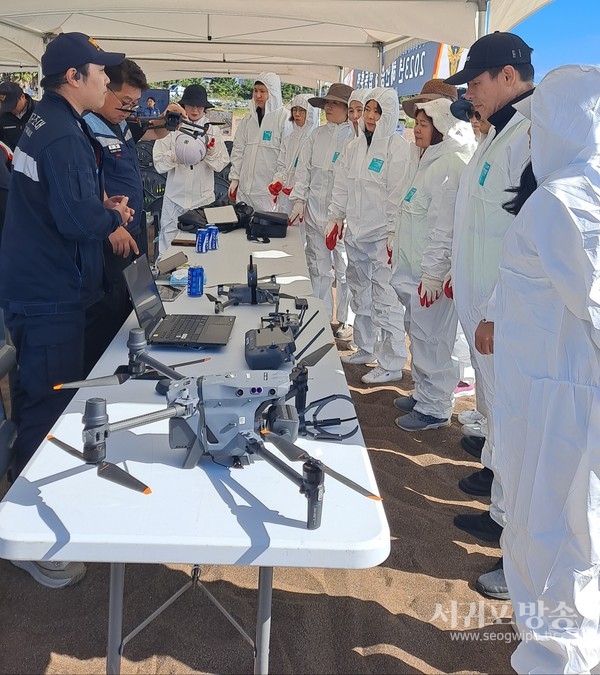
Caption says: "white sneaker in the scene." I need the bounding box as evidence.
[334,323,353,339]
[361,365,404,384]
[341,348,376,365]
[461,419,488,438]
[457,410,485,425]
[11,560,87,589]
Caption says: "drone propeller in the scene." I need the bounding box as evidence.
[47,435,151,494]
[54,373,132,390]
[297,342,335,368]
[206,293,225,313]
[261,431,381,501]
[54,357,210,390]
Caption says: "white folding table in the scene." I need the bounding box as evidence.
[0,228,390,674]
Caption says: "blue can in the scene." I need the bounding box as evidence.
[195,228,209,253]
[207,224,219,250]
[187,266,204,296]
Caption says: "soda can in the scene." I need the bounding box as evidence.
[207,224,219,250]
[187,266,204,296]
[195,228,209,253]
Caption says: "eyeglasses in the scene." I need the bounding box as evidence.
[108,87,140,111]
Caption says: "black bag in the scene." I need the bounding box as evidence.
[248,211,288,242]
[177,200,254,234]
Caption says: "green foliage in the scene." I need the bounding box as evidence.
[149,77,313,103]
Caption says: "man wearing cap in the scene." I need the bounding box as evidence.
[0,32,132,588]
[229,72,289,212]
[444,31,534,599]
[152,83,229,254]
[289,83,354,335]
[0,81,36,151]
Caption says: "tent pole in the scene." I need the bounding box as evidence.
[475,0,489,39]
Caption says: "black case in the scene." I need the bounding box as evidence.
[248,211,288,240]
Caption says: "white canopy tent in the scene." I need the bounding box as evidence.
[0,1,552,86]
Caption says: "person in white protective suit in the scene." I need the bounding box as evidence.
[494,64,600,675]
[289,83,355,337]
[444,32,534,599]
[268,94,319,218]
[153,84,229,254]
[329,87,411,384]
[348,89,369,136]
[228,72,289,212]
[390,96,475,431]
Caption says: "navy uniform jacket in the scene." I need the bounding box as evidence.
[0,95,36,151]
[0,91,121,316]
[84,113,144,235]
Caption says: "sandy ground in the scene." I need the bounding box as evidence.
[0,333,519,675]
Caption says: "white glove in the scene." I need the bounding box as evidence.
[289,200,305,225]
[417,274,443,308]
[228,179,239,201]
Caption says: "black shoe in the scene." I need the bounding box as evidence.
[459,467,493,496]
[475,557,509,600]
[461,435,485,459]
[454,511,503,544]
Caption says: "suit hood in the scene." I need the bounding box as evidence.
[290,93,319,133]
[523,65,600,183]
[359,87,399,140]
[252,71,283,115]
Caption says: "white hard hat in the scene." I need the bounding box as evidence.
[174,133,207,165]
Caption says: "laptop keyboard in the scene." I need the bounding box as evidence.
[161,315,208,341]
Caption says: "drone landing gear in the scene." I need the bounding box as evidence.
[107,562,274,675]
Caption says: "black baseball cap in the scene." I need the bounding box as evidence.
[445,32,533,85]
[41,32,125,77]
[0,81,23,113]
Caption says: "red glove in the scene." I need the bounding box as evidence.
[268,181,283,196]
[325,228,338,251]
[282,187,293,196]
[205,137,216,150]
[444,276,453,299]
[228,180,239,201]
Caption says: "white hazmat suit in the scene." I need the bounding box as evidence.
[391,98,474,420]
[271,94,319,217]
[153,117,229,254]
[495,65,600,675]
[290,105,354,324]
[229,72,289,212]
[452,96,530,526]
[329,88,410,371]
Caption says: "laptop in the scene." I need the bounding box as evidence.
[122,254,235,348]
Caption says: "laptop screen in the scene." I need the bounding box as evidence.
[122,254,167,339]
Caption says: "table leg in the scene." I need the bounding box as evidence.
[254,566,273,675]
[107,562,125,675]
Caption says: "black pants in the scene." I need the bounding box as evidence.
[5,310,85,478]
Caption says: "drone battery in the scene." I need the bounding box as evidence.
[187,266,204,296]
[245,326,295,369]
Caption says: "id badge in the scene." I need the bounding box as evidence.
[262,130,273,141]
[368,157,384,173]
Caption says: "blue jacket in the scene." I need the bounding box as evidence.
[0,92,121,315]
[83,113,144,234]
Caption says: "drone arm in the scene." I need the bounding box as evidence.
[127,329,186,381]
[247,438,324,530]
[108,403,190,434]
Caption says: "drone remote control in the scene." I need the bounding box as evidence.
[244,326,296,369]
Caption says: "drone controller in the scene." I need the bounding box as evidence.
[244,326,296,369]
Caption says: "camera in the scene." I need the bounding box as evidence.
[165,111,183,131]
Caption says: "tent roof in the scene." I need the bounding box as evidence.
[0,1,552,86]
